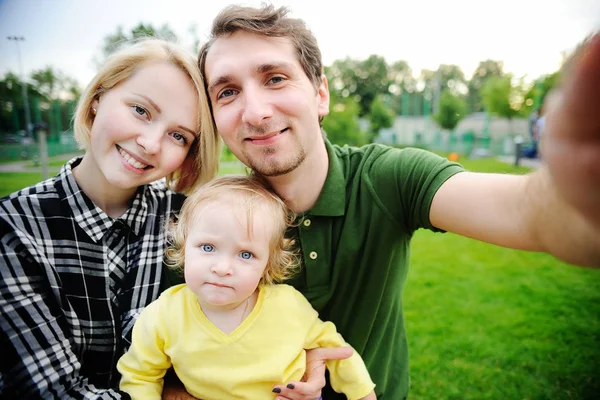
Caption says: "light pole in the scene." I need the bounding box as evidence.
[7,36,33,138]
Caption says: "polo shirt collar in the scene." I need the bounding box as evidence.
[57,157,148,242]
[307,139,346,217]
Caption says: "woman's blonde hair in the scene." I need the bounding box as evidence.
[166,175,299,285]
[73,38,219,193]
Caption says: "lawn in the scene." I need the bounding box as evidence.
[0,156,598,399]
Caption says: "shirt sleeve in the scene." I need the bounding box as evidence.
[117,299,170,400]
[293,289,375,400]
[0,223,127,399]
[368,146,464,233]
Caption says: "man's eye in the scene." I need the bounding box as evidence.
[268,76,284,85]
[218,89,238,99]
[201,244,214,252]
[240,251,253,260]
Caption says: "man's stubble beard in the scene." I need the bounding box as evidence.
[244,143,306,177]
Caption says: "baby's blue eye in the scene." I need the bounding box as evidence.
[201,244,214,252]
[240,251,253,260]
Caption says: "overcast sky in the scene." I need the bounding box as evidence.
[1,0,599,87]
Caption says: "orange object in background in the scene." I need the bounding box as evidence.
[448,152,459,162]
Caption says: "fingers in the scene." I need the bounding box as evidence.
[551,33,600,138]
[306,346,353,362]
[272,381,321,400]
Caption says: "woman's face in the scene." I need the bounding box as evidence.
[86,61,199,191]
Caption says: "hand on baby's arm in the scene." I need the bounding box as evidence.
[271,346,355,400]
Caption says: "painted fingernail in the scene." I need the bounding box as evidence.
[287,383,295,389]
[272,388,281,393]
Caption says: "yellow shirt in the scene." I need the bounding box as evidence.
[118,284,374,400]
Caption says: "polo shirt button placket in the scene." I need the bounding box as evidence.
[303,219,311,227]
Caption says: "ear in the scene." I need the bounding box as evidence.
[317,74,330,118]
[91,98,99,111]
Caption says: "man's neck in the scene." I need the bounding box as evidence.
[265,139,329,214]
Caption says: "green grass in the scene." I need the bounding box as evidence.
[0,172,50,197]
[1,156,598,399]
[404,156,600,399]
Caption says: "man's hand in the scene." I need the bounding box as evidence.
[162,383,198,400]
[272,347,353,400]
[541,33,600,230]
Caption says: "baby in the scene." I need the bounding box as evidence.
[117,175,376,399]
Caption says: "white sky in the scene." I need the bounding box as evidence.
[0,0,599,87]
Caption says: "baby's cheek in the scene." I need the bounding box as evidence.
[184,266,203,291]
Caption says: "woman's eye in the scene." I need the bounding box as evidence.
[133,105,148,117]
[171,132,188,145]
[201,244,214,252]
[240,251,253,260]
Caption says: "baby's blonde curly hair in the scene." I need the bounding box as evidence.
[166,175,299,285]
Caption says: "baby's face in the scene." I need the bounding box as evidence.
[183,199,274,311]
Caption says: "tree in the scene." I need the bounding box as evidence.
[367,95,394,143]
[326,55,389,117]
[98,23,178,64]
[433,89,467,131]
[322,92,366,147]
[467,60,504,113]
[481,75,527,135]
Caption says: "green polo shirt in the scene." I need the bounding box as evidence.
[286,140,464,399]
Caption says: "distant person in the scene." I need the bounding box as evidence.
[117,175,377,400]
[0,39,219,398]
[190,5,600,399]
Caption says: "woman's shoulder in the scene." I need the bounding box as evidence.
[1,175,62,224]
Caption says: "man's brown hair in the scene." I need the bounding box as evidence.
[198,4,324,90]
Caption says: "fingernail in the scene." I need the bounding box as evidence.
[287,383,295,389]
[272,388,281,393]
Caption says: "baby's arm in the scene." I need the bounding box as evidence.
[117,300,172,400]
[291,289,376,400]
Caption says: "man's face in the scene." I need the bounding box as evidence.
[204,31,329,177]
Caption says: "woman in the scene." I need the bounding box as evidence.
[0,39,219,398]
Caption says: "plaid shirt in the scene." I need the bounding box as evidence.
[0,158,185,399]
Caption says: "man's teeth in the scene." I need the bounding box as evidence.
[118,147,148,169]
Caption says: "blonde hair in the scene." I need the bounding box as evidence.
[73,38,220,193]
[166,175,299,285]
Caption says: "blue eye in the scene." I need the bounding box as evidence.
[132,104,148,117]
[240,251,253,260]
[171,132,188,145]
[201,244,214,252]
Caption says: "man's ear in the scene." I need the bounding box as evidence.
[317,74,330,118]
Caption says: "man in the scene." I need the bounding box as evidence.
[194,5,599,399]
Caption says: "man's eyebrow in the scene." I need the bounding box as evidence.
[134,93,162,113]
[208,75,233,95]
[255,62,294,75]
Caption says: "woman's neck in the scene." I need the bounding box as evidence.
[72,153,138,218]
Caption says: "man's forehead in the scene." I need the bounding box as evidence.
[205,31,297,78]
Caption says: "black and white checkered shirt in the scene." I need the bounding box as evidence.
[0,157,185,399]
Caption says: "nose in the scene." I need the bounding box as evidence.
[136,126,163,154]
[241,86,273,127]
[210,256,232,276]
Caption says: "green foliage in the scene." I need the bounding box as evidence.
[521,72,560,116]
[322,92,366,147]
[367,95,394,143]
[467,60,505,113]
[481,75,524,120]
[433,89,467,131]
[326,55,389,117]
[99,23,178,63]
